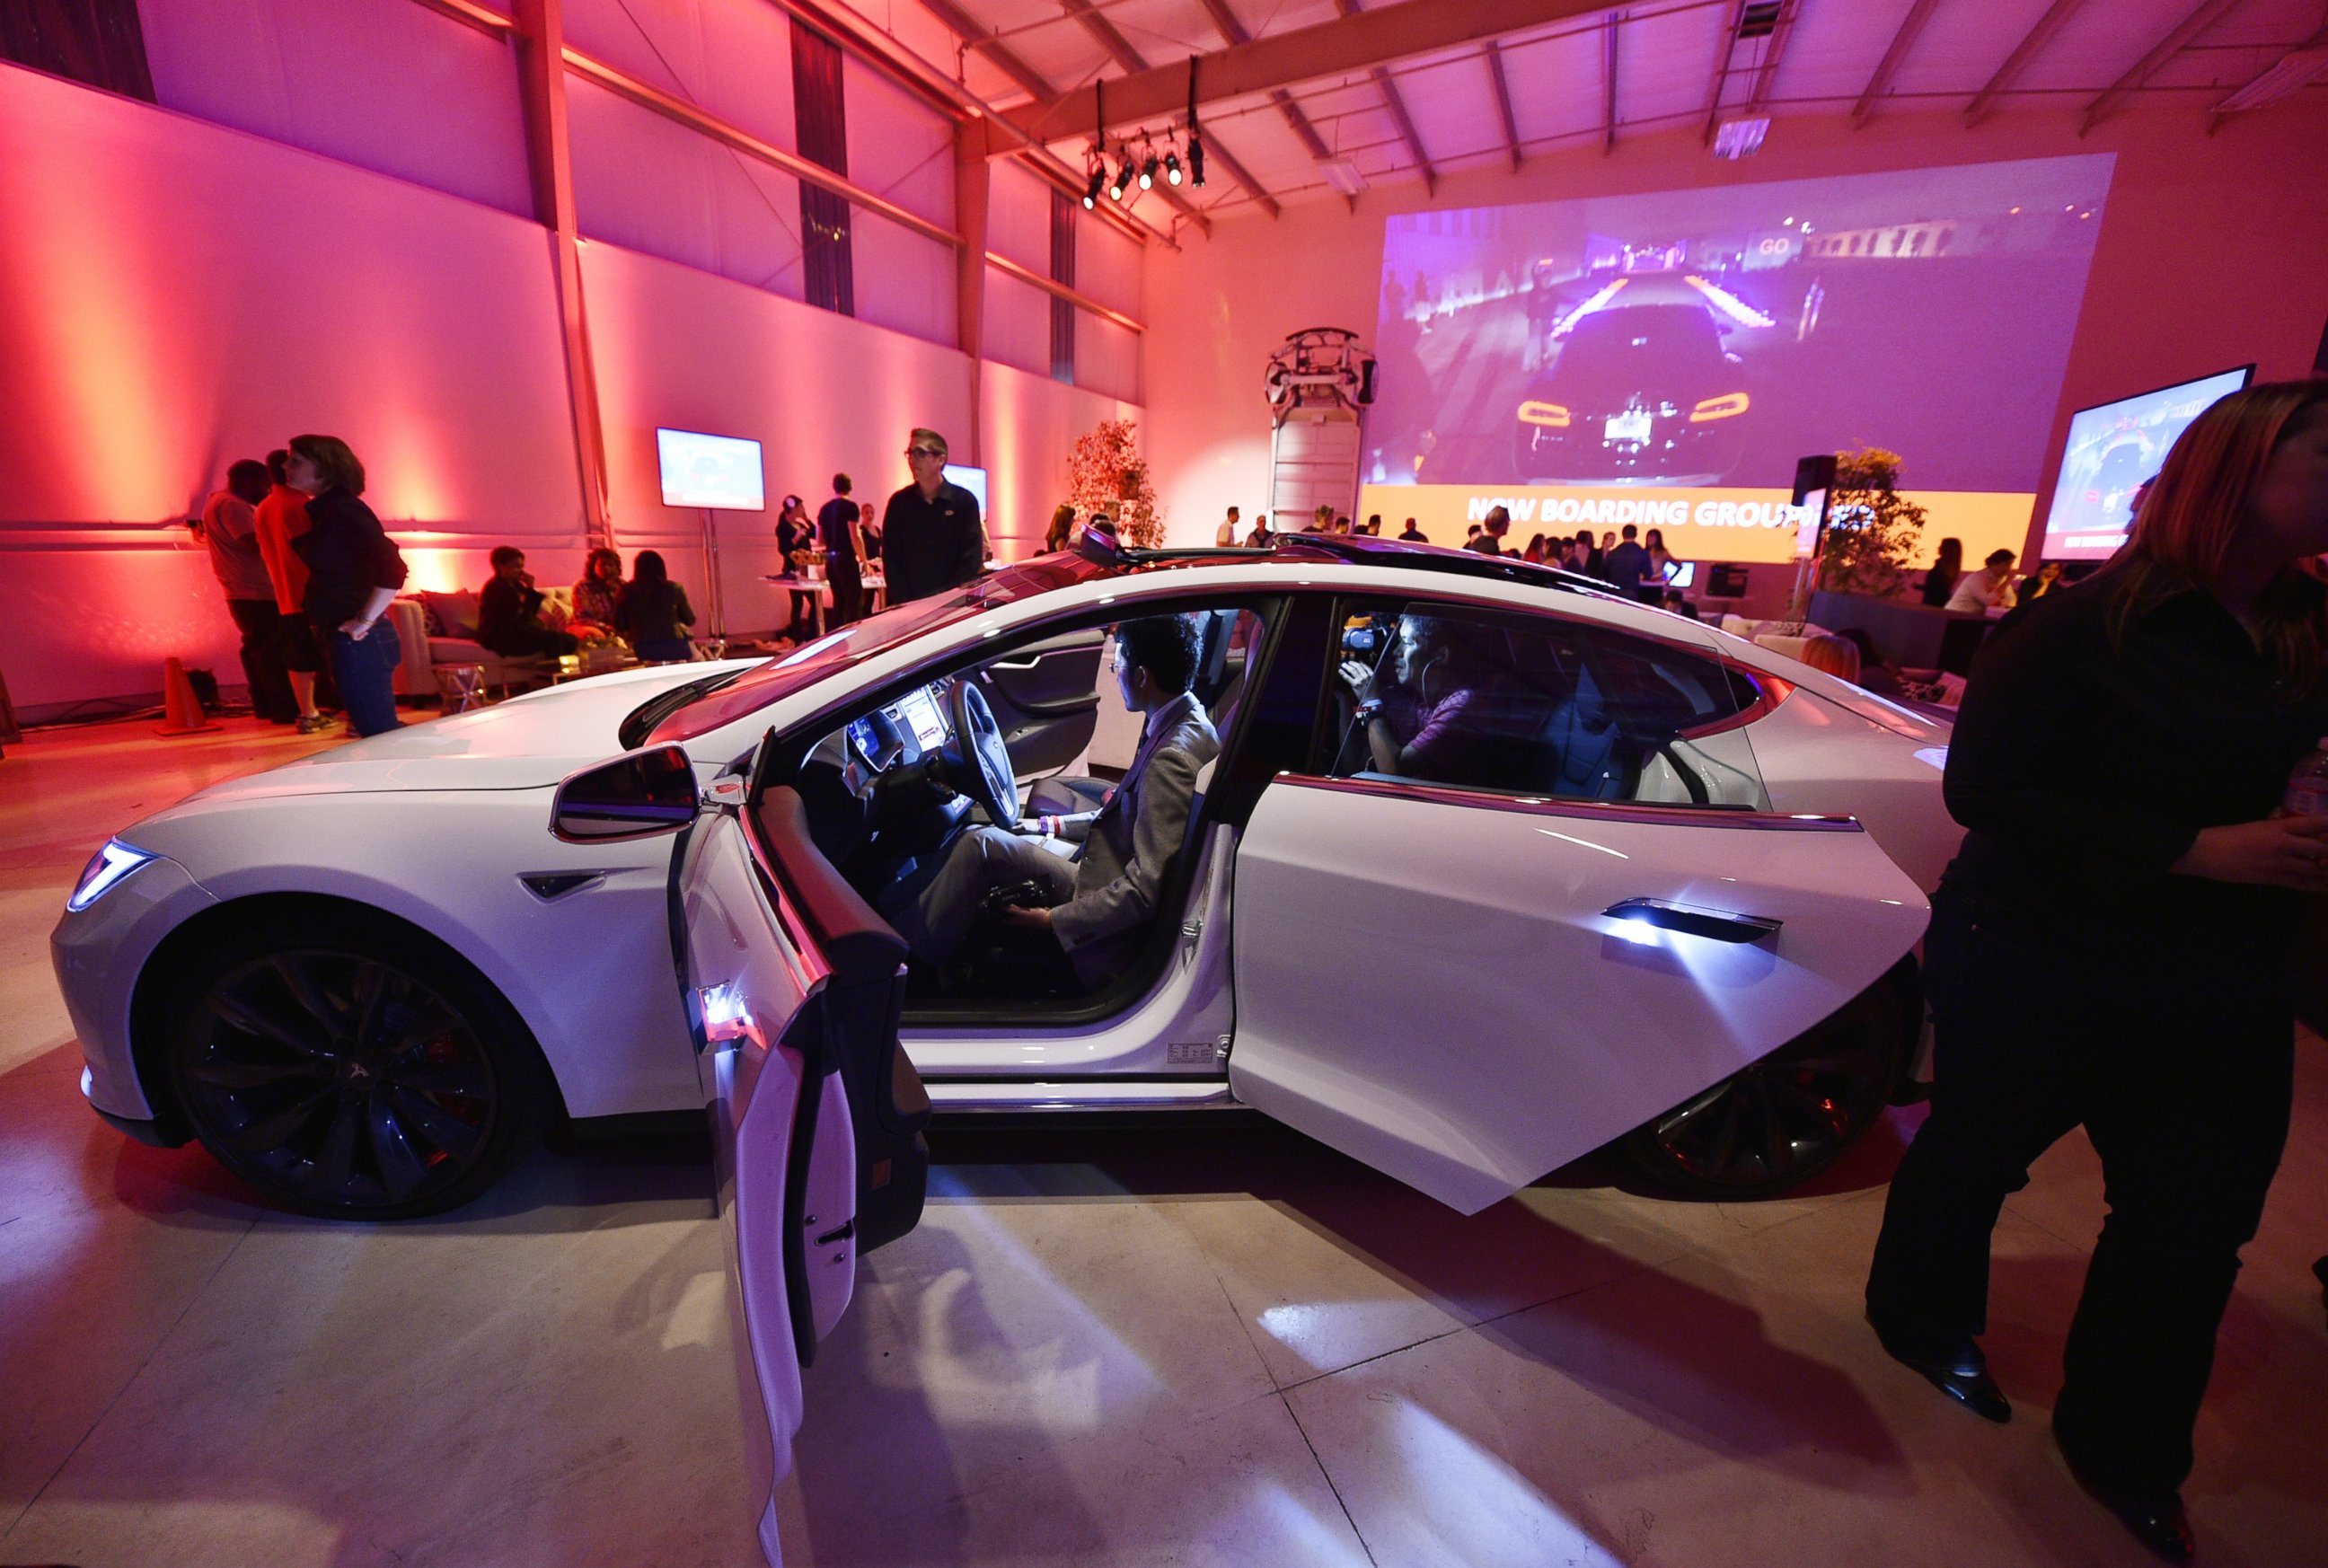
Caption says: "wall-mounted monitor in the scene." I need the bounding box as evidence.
[942,463,988,517]
[657,427,765,511]
[2039,365,2253,559]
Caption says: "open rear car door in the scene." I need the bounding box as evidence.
[1228,777,1928,1213]
[666,762,932,1565]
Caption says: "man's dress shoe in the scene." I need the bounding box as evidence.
[1867,1316,2013,1423]
[2055,1426,2196,1563]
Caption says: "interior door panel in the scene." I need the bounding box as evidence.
[676,788,930,1566]
[1227,776,1928,1213]
[975,628,1106,777]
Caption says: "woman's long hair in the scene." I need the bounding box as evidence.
[631,549,670,587]
[1045,503,1076,551]
[585,547,623,586]
[2110,379,2328,688]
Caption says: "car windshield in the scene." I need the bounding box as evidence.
[648,553,1107,745]
[1555,305,1726,401]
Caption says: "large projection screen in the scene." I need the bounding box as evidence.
[1362,154,2113,566]
[2040,365,2253,560]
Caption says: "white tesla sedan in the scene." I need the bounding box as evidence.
[57,531,1962,1560]
[55,533,1958,1229]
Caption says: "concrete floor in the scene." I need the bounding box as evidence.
[4,714,2325,1568]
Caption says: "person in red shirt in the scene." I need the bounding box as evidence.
[198,460,297,725]
[254,448,331,732]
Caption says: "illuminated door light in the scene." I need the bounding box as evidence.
[1517,401,1572,427]
[1689,392,1750,423]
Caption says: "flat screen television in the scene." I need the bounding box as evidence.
[942,463,988,516]
[2040,365,2253,559]
[657,427,766,511]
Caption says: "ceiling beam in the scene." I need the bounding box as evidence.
[889,0,1174,243]
[1598,13,1616,154]
[2080,0,2246,135]
[1196,0,1336,172]
[1005,0,1610,144]
[920,0,1053,101]
[2209,24,2328,132]
[1701,0,1803,145]
[1487,41,1523,169]
[1740,0,1800,117]
[1332,1,1435,194]
[1054,0,1250,222]
[1851,0,1944,128]
[1962,0,2089,127]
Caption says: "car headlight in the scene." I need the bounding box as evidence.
[67,840,156,912]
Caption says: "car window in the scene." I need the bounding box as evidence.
[1327,600,1770,809]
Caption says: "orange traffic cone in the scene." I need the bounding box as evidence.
[155,656,219,736]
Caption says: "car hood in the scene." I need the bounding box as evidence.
[181,660,763,802]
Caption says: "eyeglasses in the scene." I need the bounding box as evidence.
[905,447,945,459]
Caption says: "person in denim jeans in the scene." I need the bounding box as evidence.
[286,435,408,736]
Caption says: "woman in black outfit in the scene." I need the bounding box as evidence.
[774,497,817,639]
[614,550,697,662]
[1865,382,2328,1560]
[284,434,408,736]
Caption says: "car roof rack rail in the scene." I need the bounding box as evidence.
[1074,521,1265,570]
[1272,533,1608,595]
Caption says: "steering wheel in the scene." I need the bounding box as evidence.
[945,676,1020,826]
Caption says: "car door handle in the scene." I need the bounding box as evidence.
[1603,897,1782,945]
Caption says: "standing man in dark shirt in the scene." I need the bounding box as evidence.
[1464,507,1512,555]
[817,474,866,627]
[1603,524,1650,595]
[881,428,983,604]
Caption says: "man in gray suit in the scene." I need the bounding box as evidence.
[900,613,1220,990]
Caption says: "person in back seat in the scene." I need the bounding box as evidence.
[898,614,1221,989]
[1338,614,1504,784]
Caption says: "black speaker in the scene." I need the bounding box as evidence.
[1790,454,1837,507]
[1706,563,1751,599]
[1355,356,1378,405]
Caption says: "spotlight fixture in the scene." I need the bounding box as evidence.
[1082,163,1105,209]
[1108,154,1131,202]
[1140,152,1158,190]
[1164,150,1182,186]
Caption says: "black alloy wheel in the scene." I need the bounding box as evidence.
[166,909,550,1219]
[1617,963,1914,1199]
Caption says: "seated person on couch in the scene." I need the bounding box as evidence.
[477,546,580,658]
[897,613,1220,990]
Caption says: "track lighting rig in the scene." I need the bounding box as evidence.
[1079,59,1208,211]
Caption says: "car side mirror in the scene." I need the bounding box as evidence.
[551,744,700,841]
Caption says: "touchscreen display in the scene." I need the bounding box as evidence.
[895,687,948,752]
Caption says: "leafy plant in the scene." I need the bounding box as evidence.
[1819,446,1928,598]
[1066,418,1163,548]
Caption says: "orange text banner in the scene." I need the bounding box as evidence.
[1359,484,2033,569]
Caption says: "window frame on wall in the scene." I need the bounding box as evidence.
[2,0,154,100]
[789,16,854,318]
[1048,189,1077,384]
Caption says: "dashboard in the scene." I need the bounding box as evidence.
[844,681,953,774]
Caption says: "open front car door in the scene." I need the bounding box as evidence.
[671,771,931,1566]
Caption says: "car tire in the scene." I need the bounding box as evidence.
[1615,960,1915,1200]
[161,904,553,1220]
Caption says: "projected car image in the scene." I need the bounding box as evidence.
[1369,154,2113,492]
[1513,299,1752,483]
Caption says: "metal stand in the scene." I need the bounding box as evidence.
[701,507,727,641]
